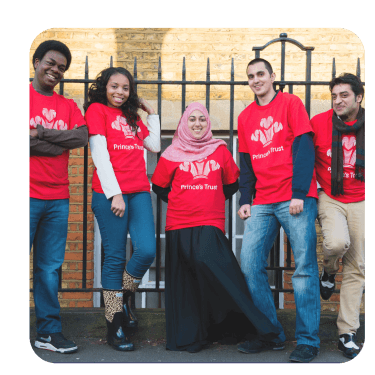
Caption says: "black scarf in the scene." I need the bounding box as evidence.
[331,107,365,196]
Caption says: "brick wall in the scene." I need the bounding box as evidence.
[30,28,365,311]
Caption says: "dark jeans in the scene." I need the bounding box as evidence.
[92,191,156,289]
[30,198,69,334]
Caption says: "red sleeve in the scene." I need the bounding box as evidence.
[69,99,86,130]
[237,113,249,153]
[84,103,107,137]
[287,95,314,138]
[222,147,240,185]
[151,157,176,188]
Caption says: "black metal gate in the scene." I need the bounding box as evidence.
[30,32,364,309]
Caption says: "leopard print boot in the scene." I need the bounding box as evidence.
[122,270,142,328]
[103,289,134,351]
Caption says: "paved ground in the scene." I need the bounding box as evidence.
[29,308,365,364]
[30,339,355,364]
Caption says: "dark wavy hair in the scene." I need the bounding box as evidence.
[33,40,72,71]
[329,73,364,104]
[85,67,141,132]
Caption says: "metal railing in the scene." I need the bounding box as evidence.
[30,33,364,308]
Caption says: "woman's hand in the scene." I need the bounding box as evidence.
[111,194,126,217]
[139,98,155,115]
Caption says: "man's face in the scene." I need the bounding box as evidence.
[246,62,275,98]
[331,83,362,121]
[34,50,67,93]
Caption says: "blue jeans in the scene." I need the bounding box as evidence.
[30,198,69,334]
[92,191,156,290]
[240,198,320,347]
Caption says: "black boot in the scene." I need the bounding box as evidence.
[122,270,142,329]
[103,289,134,351]
[106,312,134,351]
[123,291,138,329]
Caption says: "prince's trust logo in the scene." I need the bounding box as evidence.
[327,136,356,168]
[251,116,283,147]
[179,159,221,179]
[30,108,69,130]
[111,115,141,140]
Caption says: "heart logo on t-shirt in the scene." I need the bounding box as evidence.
[326,136,356,168]
[42,108,56,122]
[342,136,356,168]
[179,159,221,179]
[30,108,68,130]
[111,115,141,140]
[251,116,283,147]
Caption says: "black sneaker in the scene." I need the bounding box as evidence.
[319,268,336,300]
[238,339,285,354]
[35,332,78,353]
[338,333,361,359]
[289,344,319,362]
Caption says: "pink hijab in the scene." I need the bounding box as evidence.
[161,102,227,162]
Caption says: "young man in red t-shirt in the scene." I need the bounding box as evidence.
[30,40,88,353]
[237,58,320,363]
[311,73,365,359]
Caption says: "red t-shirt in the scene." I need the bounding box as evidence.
[151,145,240,233]
[238,92,318,205]
[311,109,365,203]
[29,84,86,199]
[85,103,150,194]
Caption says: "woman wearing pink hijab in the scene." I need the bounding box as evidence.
[152,103,280,353]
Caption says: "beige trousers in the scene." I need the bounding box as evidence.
[317,192,365,335]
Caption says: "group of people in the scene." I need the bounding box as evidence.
[30,40,365,363]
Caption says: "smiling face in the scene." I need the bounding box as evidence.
[187,110,208,139]
[106,73,130,108]
[331,83,362,122]
[247,62,276,102]
[33,50,67,95]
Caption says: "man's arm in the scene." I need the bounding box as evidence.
[30,130,66,156]
[36,124,88,149]
[238,152,256,219]
[290,132,315,215]
[239,152,256,206]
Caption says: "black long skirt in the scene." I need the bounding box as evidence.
[165,225,281,351]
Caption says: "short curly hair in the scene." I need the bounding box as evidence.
[32,40,72,71]
[329,73,364,103]
[85,67,142,132]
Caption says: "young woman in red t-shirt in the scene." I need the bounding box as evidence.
[151,102,281,353]
[85,67,160,351]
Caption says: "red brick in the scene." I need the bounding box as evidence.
[283,293,295,302]
[62,271,81,280]
[69,176,84,184]
[77,301,93,308]
[69,213,83,221]
[78,262,93,270]
[284,303,296,309]
[67,232,83,241]
[62,292,92,300]
[64,252,83,261]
